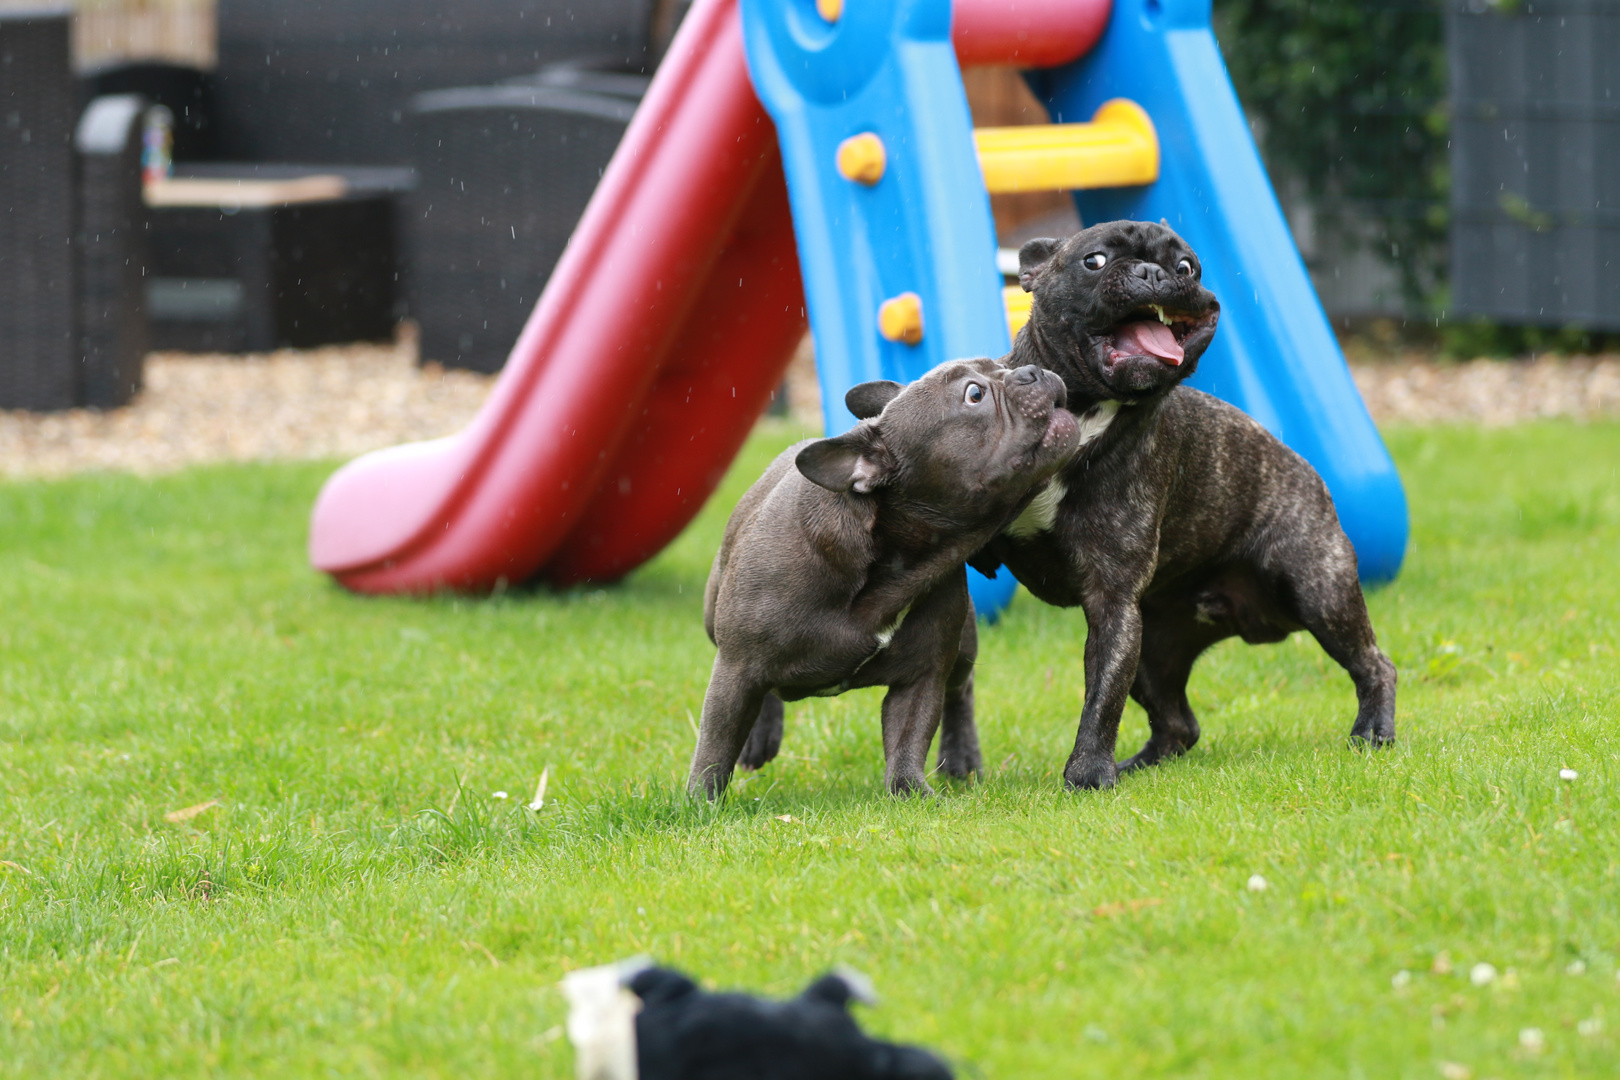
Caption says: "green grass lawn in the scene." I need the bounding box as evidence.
[2,420,1617,1079]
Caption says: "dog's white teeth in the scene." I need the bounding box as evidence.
[1152,305,1171,325]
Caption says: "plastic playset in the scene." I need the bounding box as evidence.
[308,0,1408,616]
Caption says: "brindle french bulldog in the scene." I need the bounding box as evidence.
[970,220,1397,790]
[690,358,1081,798]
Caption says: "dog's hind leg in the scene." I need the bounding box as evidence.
[1120,609,1227,773]
[688,656,769,799]
[935,641,981,779]
[935,609,981,778]
[1303,588,1397,747]
[736,693,785,771]
[880,675,948,796]
[1269,533,1397,747]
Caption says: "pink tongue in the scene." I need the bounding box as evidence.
[1113,319,1184,365]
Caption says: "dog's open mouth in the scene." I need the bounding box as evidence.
[1105,305,1215,368]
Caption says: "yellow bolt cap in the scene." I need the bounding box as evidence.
[817,0,843,22]
[878,293,924,345]
[837,132,886,186]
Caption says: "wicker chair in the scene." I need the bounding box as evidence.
[76,94,151,408]
[406,85,637,372]
[78,60,216,163]
[0,9,78,411]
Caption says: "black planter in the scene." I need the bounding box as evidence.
[212,0,656,166]
[406,85,636,372]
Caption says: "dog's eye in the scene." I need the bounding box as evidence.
[1083,252,1107,271]
[963,382,986,405]
[1176,258,1195,276]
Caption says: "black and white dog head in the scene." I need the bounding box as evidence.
[796,356,1080,531]
[1018,220,1220,401]
[563,960,953,1080]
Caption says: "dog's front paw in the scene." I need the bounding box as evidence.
[886,770,937,798]
[1063,753,1118,791]
[1348,720,1396,749]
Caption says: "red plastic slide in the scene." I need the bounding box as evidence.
[308,0,1107,594]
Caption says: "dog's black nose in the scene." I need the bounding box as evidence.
[1010,364,1041,386]
[1132,261,1168,285]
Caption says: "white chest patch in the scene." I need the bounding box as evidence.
[1004,401,1121,538]
[875,603,912,649]
[1075,399,1123,448]
[1005,478,1067,538]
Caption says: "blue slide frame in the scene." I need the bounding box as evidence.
[741,0,1407,620]
[1036,0,1408,584]
[741,0,1022,614]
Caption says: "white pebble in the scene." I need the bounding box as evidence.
[491,791,508,800]
[1469,962,1497,986]
[1519,1027,1545,1053]
[1246,874,1269,892]
[1391,969,1412,989]
[1559,768,1578,781]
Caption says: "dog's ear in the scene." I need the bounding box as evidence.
[845,380,902,420]
[627,966,699,1007]
[797,427,893,494]
[801,968,878,1011]
[1017,237,1062,292]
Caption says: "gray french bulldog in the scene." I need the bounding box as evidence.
[970,219,1397,790]
[689,357,1081,798]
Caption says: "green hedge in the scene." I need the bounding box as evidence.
[1212,0,1448,310]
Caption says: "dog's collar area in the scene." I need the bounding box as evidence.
[1069,396,1132,417]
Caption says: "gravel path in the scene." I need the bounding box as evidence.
[1,331,491,480]
[1350,354,1620,426]
[3,335,1616,480]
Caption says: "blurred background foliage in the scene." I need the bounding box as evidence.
[1213,0,1449,311]
[1212,0,1618,356]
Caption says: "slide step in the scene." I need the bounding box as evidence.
[974,98,1158,193]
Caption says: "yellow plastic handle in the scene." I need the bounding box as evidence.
[878,292,925,345]
[974,99,1159,193]
[1002,285,1032,339]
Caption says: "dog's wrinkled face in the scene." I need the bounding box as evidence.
[796,357,1079,522]
[1019,220,1220,399]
